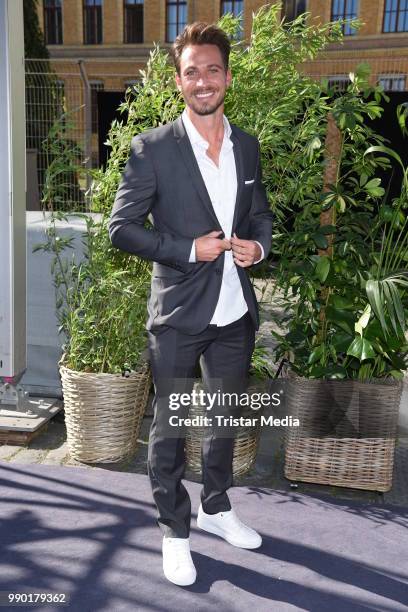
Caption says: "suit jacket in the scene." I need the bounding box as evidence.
[108,114,274,334]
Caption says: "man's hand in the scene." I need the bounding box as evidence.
[195,230,231,262]
[231,233,262,267]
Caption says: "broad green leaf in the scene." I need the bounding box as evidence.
[308,345,324,364]
[318,224,337,235]
[366,279,388,335]
[330,295,355,310]
[312,233,328,249]
[337,195,346,212]
[346,336,376,361]
[315,256,331,283]
[326,306,355,334]
[332,331,354,352]
[364,145,404,171]
[355,304,371,336]
[389,370,404,380]
[365,178,381,189]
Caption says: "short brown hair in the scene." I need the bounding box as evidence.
[172,22,230,75]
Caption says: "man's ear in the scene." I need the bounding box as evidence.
[175,72,182,91]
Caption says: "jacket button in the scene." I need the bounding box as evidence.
[215,268,222,276]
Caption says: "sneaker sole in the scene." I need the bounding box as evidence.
[197,520,262,549]
[163,570,197,587]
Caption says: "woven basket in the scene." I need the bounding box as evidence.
[185,381,263,478]
[284,376,403,492]
[59,360,152,463]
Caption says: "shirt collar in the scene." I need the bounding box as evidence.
[181,109,232,149]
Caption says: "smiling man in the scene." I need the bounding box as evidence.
[109,22,273,586]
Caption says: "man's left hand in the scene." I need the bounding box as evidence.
[231,233,262,268]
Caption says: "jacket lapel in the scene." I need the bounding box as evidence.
[172,115,245,235]
[173,116,222,230]
[230,126,244,236]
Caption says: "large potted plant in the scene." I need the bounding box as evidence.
[35,114,152,464]
[272,70,407,491]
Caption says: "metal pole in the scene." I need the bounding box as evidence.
[78,59,92,195]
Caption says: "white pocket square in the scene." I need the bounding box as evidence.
[244,179,255,185]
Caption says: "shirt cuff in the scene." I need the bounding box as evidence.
[253,241,264,265]
[189,240,196,263]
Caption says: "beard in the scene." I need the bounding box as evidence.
[184,88,225,116]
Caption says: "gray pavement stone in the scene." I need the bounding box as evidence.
[10,447,46,464]
[42,441,70,466]
[0,445,23,461]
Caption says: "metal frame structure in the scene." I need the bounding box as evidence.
[0,0,59,433]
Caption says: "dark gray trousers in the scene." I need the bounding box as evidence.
[147,311,255,538]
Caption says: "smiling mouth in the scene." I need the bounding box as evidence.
[195,91,216,99]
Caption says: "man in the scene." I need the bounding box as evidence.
[109,22,273,586]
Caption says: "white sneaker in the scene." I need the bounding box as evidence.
[162,537,197,586]
[197,504,262,549]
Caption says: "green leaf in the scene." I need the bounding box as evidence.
[318,224,337,235]
[355,304,371,336]
[332,331,354,352]
[365,178,381,189]
[315,256,331,283]
[326,306,356,334]
[336,195,346,213]
[346,336,376,361]
[330,295,355,310]
[389,370,404,380]
[366,279,388,336]
[312,233,328,249]
[308,345,324,364]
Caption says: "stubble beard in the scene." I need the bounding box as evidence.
[185,89,225,116]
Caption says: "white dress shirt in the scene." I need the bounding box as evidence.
[182,109,264,326]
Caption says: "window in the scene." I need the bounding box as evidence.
[124,0,143,43]
[84,0,103,44]
[281,0,307,22]
[90,81,104,133]
[327,75,351,92]
[166,0,187,43]
[383,0,408,33]
[43,0,63,44]
[378,74,406,91]
[331,0,358,35]
[124,79,140,89]
[220,1,244,38]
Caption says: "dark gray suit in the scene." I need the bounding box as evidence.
[109,115,273,537]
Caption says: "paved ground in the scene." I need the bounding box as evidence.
[1,278,407,508]
[1,463,407,612]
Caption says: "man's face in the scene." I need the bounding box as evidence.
[175,44,232,116]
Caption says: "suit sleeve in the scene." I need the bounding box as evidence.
[249,141,274,260]
[108,135,193,264]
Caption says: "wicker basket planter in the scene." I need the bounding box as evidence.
[59,360,152,463]
[284,376,403,492]
[185,381,263,478]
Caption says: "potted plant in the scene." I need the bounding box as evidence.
[35,113,152,464]
[272,70,407,491]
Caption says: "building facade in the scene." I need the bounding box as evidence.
[36,1,408,89]
[29,1,408,206]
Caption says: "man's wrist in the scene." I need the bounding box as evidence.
[253,241,264,264]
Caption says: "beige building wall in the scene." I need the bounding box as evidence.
[34,1,408,165]
[34,0,408,100]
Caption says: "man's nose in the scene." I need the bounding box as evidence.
[196,76,208,87]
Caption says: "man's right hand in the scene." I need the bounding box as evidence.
[195,230,231,262]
